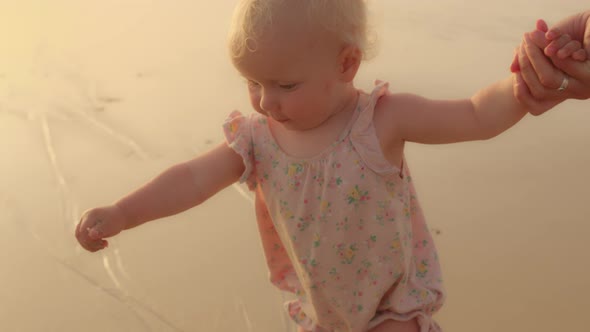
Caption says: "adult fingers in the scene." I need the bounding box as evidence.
[524,44,588,101]
[542,12,590,100]
[513,72,560,116]
[548,55,590,90]
[519,37,555,97]
[524,33,581,93]
[519,36,581,101]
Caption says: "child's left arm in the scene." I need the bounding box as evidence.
[381,76,528,145]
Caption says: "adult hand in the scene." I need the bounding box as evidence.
[511,12,590,115]
[514,29,590,115]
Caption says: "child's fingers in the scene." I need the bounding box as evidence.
[510,48,520,72]
[556,40,583,59]
[544,34,572,57]
[87,240,108,252]
[75,210,111,252]
[75,222,84,244]
[75,221,106,252]
[75,221,91,248]
[88,226,103,240]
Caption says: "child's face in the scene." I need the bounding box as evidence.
[234,21,347,131]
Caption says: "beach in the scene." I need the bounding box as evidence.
[1,0,589,331]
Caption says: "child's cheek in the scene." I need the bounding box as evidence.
[323,81,333,93]
[249,89,262,112]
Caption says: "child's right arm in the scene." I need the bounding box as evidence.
[75,142,245,252]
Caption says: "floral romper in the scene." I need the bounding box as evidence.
[223,82,446,332]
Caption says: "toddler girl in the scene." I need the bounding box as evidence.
[75,1,584,331]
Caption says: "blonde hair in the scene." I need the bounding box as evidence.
[228,0,376,61]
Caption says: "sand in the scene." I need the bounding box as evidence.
[1,0,589,331]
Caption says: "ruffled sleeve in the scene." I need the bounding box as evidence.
[350,81,402,177]
[223,111,257,190]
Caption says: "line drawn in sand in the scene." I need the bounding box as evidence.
[0,48,187,331]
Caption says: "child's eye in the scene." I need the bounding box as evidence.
[247,80,260,88]
[279,83,298,90]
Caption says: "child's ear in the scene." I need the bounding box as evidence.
[338,45,361,82]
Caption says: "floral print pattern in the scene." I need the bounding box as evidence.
[223,82,445,332]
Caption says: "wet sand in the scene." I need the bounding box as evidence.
[1,0,589,331]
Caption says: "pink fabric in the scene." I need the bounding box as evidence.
[223,82,445,332]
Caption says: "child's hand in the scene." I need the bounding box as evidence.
[75,205,128,252]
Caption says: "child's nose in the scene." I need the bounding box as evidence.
[260,89,279,113]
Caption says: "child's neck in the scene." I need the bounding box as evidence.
[321,83,359,132]
[333,83,359,118]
